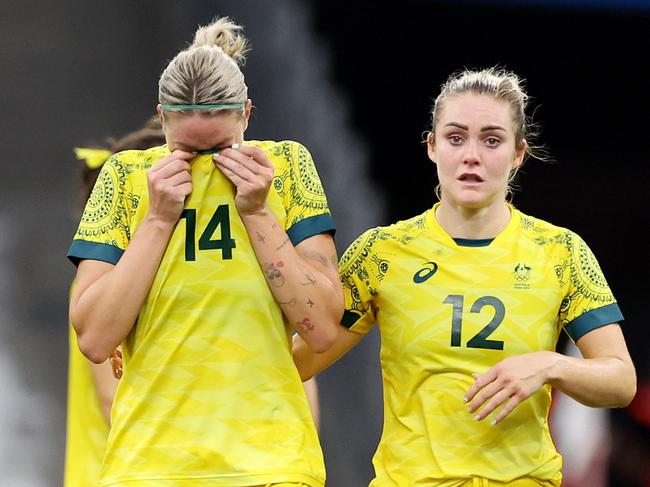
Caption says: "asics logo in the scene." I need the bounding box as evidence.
[413,261,438,283]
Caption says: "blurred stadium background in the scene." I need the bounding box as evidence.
[1,0,648,485]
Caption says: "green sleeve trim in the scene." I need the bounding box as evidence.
[341,309,362,329]
[564,303,624,341]
[67,240,123,267]
[286,213,336,246]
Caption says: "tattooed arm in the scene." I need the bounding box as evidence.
[214,145,343,352]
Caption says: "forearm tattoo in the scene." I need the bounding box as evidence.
[297,261,317,286]
[263,261,285,287]
[297,317,315,334]
[276,237,291,251]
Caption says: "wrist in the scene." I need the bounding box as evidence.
[142,214,178,233]
[544,351,566,387]
[239,205,270,220]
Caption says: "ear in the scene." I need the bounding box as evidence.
[426,132,437,164]
[241,99,253,132]
[156,104,165,128]
[513,138,528,170]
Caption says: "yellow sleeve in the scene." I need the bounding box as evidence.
[279,141,335,245]
[67,154,131,266]
[557,231,624,341]
[338,228,384,334]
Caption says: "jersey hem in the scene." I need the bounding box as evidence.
[67,240,124,267]
[100,470,324,487]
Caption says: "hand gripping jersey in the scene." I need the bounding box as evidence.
[339,204,622,487]
[67,141,333,487]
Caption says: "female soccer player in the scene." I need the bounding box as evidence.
[293,67,636,486]
[67,17,341,487]
[65,117,166,487]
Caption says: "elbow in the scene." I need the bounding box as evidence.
[617,374,637,408]
[77,333,111,364]
[609,362,637,408]
[309,324,340,354]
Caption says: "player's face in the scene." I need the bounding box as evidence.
[159,100,252,154]
[428,93,526,210]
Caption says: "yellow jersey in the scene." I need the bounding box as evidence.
[64,299,110,486]
[339,203,622,486]
[68,140,333,486]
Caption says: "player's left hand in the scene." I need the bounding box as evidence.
[464,351,558,424]
[213,144,275,216]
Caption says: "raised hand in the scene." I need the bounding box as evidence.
[146,150,194,224]
[212,144,274,216]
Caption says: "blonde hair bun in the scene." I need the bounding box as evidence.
[192,17,249,66]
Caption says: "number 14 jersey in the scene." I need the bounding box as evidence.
[339,203,622,486]
[67,140,333,486]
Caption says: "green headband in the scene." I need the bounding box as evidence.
[160,103,245,111]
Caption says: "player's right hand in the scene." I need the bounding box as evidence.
[146,150,194,224]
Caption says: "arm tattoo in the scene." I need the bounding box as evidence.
[276,237,291,251]
[297,261,317,286]
[263,261,285,287]
[279,298,297,307]
[306,298,315,308]
[297,317,315,334]
[256,231,266,243]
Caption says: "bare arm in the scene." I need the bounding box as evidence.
[303,377,321,432]
[89,360,119,425]
[551,324,636,406]
[292,326,364,381]
[466,324,636,424]
[70,151,194,363]
[214,145,343,352]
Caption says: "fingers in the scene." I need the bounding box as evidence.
[151,158,192,180]
[472,388,513,421]
[150,150,195,174]
[464,369,497,403]
[213,145,274,180]
[467,379,503,414]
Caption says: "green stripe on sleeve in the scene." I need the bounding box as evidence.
[564,303,624,341]
[286,213,336,246]
[341,310,362,329]
[67,240,124,267]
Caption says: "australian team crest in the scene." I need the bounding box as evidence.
[514,263,532,289]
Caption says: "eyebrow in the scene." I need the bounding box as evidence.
[444,122,508,133]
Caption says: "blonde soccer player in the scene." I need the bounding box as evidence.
[293,67,636,487]
[67,17,340,487]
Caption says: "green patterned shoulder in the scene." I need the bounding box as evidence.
[113,145,167,174]
[518,211,614,306]
[518,211,571,248]
[340,214,427,288]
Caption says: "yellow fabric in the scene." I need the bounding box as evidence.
[64,284,109,487]
[341,204,620,486]
[459,478,559,486]
[69,141,331,486]
[74,147,113,169]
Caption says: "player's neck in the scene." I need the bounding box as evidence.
[435,201,511,240]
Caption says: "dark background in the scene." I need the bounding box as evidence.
[0,0,647,485]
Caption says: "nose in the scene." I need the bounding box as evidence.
[463,139,480,165]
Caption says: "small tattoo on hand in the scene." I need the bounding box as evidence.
[256,232,266,243]
[306,299,315,308]
[279,298,297,307]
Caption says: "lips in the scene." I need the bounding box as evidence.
[458,173,484,183]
